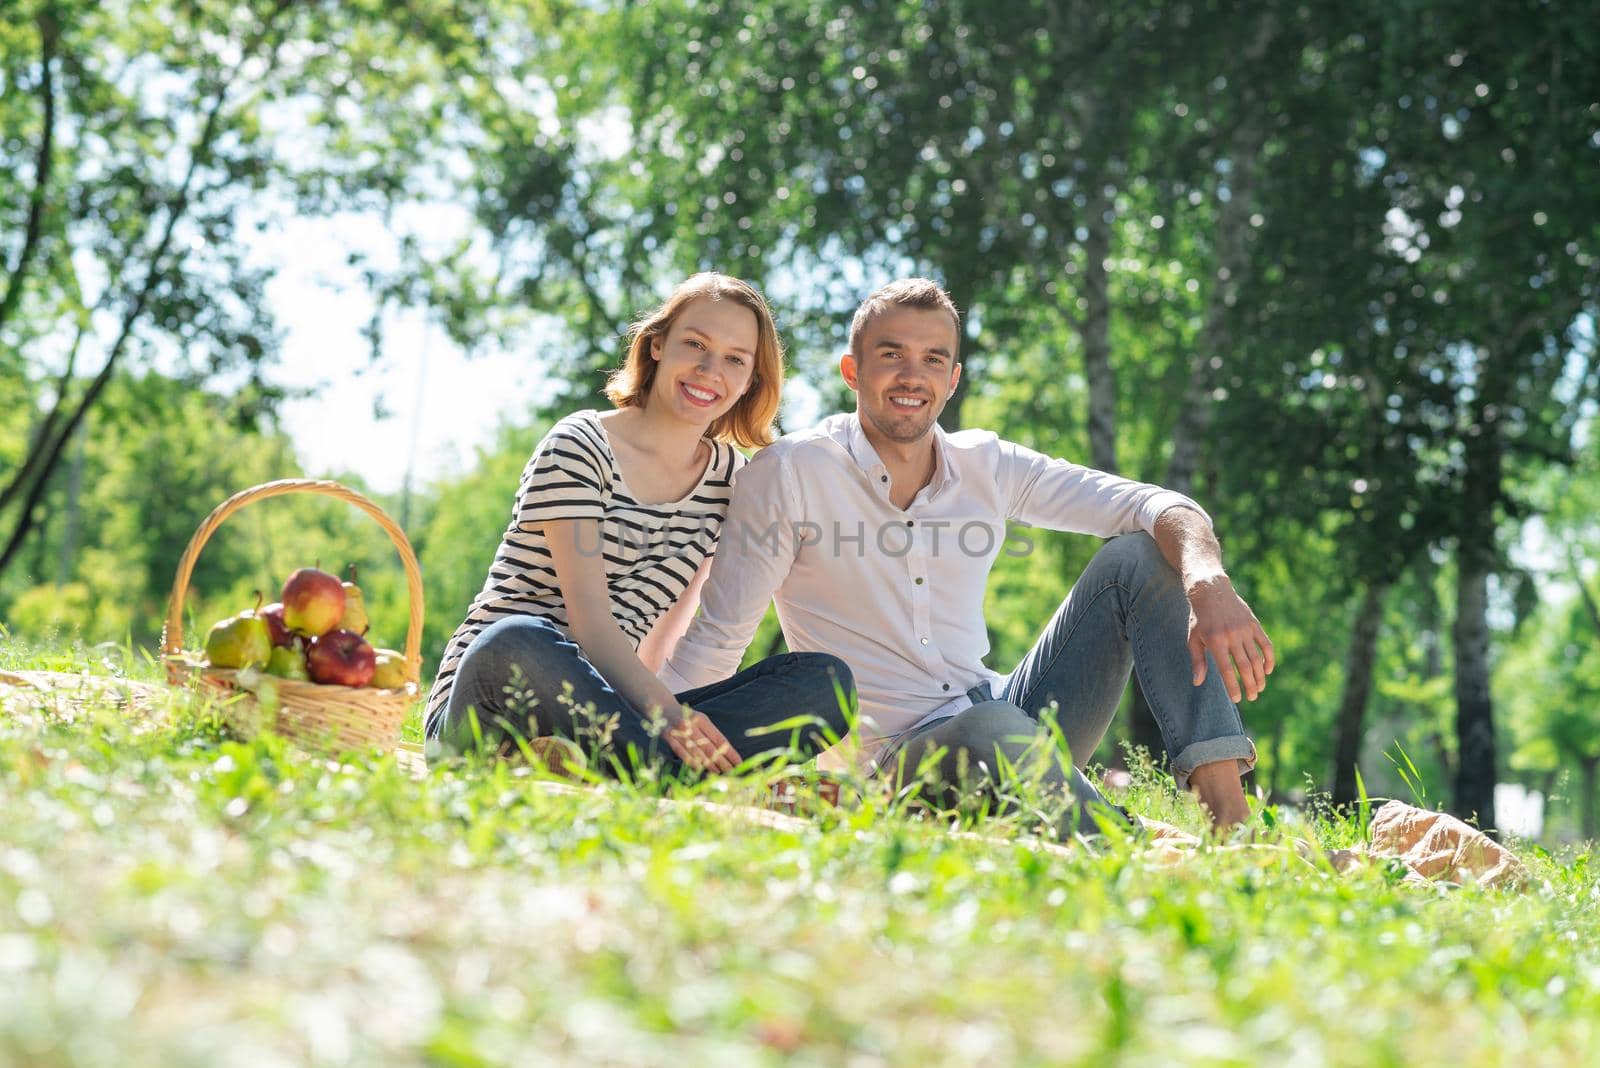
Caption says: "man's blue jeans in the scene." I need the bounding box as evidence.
[429,615,855,774]
[883,533,1257,834]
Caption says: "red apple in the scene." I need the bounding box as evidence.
[258,602,294,648]
[306,629,376,687]
[281,567,345,637]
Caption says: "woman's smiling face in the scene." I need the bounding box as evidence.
[649,295,760,427]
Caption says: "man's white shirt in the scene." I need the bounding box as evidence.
[659,412,1207,761]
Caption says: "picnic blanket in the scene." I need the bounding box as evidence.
[0,668,170,719]
[1365,800,1528,888]
[1144,801,1528,889]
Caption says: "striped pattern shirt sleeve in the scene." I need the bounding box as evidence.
[514,417,611,529]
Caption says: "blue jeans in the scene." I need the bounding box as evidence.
[429,615,855,774]
[884,533,1256,834]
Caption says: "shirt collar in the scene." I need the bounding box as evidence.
[829,412,959,501]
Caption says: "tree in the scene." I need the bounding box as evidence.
[1203,11,1445,806]
[0,0,488,580]
[1504,594,1600,841]
[1199,1,1600,823]
[1370,1,1600,830]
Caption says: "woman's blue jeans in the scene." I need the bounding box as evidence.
[429,615,855,775]
[883,533,1256,835]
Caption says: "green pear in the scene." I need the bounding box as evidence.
[205,612,272,669]
[264,644,311,680]
[338,565,370,635]
[370,648,407,689]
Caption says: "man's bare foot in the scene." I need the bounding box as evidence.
[1187,759,1250,832]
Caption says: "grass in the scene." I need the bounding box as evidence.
[3,642,1600,1066]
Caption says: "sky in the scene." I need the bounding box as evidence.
[252,207,823,498]
[236,96,839,499]
[251,210,554,496]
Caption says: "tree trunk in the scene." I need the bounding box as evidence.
[1143,37,1268,767]
[1075,182,1168,765]
[0,8,58,333]
[54,421,86,585]
[0,318,86,515]
[1134,95,1267,769]
[0,322,130,575]
[0,55,239,577]
[1267,725,1284,802]
[1061,183,1167,763]
[938,287,977,432]
[1452,560,1497,832]
[26,497,55,583]
[1081,185,1117,475]
[1165,22,1271,498]
[1331,582,1388,807]
[1411,616,1454,788]
[0,0,295,577]
[1569,546,1600,634]
[1581,757,1598,844]
[1451,330,1507,833]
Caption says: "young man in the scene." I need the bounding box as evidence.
[660,278,1272,833]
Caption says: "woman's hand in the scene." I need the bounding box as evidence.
[666,709,740,773]
[547,518,738,769]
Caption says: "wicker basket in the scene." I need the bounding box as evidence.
[162,479,424,752]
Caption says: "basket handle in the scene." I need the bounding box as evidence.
[162,479,425,687]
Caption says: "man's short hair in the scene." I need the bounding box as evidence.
[847,278,962,357]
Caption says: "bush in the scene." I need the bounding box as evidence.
[6,582,94,641]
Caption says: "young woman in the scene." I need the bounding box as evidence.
[425,273,853,773]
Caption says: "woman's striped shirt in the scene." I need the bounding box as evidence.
[424,409,744,736]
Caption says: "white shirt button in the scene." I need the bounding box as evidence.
[920,637,929,645]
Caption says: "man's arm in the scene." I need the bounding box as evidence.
[1002,439,1208,538]
[659,449,799,692]
[1000,440,1274,702]
[636,557,711,674]
[1151,505,1275,703]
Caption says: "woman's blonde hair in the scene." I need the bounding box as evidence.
[604,273,783,449]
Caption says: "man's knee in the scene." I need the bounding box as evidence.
[1101,530,1161,565]
[1096,532,1180,589]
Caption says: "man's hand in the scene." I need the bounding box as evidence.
[1185,574,1275,702]
[665,708,740,773]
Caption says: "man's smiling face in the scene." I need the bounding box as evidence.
[842,305,962,446]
